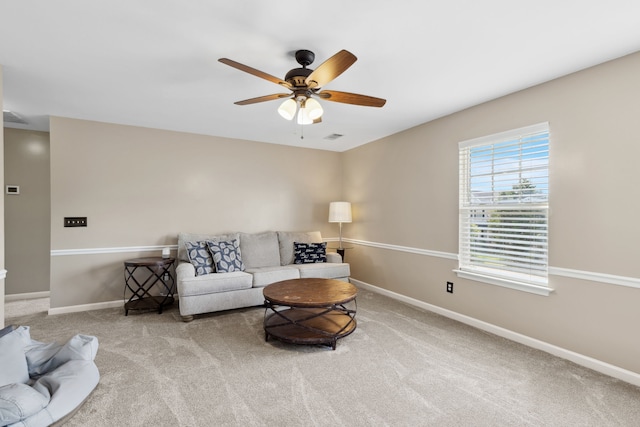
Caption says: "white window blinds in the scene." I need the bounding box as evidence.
[458,123,549,287]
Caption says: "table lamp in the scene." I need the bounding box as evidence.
[328,201,352,250]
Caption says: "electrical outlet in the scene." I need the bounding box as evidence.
[446,282,454,293]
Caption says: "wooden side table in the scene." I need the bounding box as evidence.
[123,257,175,315]
[329,246,352,261]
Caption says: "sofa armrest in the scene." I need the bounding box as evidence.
[176,262,196,281]
[326,252,342,263]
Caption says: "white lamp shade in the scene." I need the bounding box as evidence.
[328,202,352,223]
[278,99,297,120]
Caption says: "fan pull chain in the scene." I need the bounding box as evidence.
[297,99,303,139]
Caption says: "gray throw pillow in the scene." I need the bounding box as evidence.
[185,241,215,276]
[294,242,327,264]
[207,239,245,272]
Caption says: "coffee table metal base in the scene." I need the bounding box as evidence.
[264,304,356,350]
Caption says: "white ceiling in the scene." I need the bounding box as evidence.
[2,1,640,152]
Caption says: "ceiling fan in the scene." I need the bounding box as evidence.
[218,49,386,125]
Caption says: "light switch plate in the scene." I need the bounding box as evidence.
[64,217,87,227]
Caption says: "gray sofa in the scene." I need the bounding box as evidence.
[0,325,100,427]
[176,230,350,322]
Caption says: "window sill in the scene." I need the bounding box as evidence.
[453,269,554,296]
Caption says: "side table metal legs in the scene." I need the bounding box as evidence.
[124,257,175,315]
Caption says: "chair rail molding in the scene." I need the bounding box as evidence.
[49,240,640,290]
[51,245,178,256]
[342,238,640,290]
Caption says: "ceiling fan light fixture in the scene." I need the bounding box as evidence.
[277,99,297,120]
[296,105,313,125]
[304,98,323,120]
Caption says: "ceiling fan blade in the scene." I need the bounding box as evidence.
[305,50,357,89]
[234,93,291,105]
[318,90,386,107]
[219,58,293,90]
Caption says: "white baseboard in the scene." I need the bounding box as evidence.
[350,278,640,388]
[48,299,124,315]
[5,291,50,302]
[5,291,123,315]
[47,293,180,316]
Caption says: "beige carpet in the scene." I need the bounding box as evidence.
[6,290,640,426]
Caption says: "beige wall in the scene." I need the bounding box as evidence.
[4,128,50,295]
[49,117,343,308]
[343,51,640,374]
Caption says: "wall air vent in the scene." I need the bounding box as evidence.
[3,110,28,125]
[324,133,344,141]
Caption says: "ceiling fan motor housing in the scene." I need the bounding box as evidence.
[295,49,315,67]
[285,67,313,87]
[284,49,316,87]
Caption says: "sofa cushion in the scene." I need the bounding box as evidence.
[277,231,322,266]
[240,231,281,269]
[297,262,351,279]
[185,241,216,276]
[0,326,31,387]
[294,242,327,264]
[245,266,300,288]
[207,239,245,272]
[178,271,253,296]
[0,382,50,425]
[177,232,239,263]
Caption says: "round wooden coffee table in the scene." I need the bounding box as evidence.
[263,278,357,350]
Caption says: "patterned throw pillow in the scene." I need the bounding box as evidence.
[294,242,327,264]
[207,239,245,272]
[185,241,215,276]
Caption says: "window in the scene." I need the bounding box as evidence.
[456,123,550,295]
